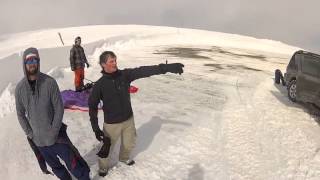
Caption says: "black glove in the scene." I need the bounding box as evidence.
[159,63,184,74]
[97,136,111,158]
[86,63,90,68]
[94,129,104,142]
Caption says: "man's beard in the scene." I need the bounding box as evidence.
[26,67,38,76]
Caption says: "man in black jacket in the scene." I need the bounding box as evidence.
[88,51,184,177]
[70,36,90,91]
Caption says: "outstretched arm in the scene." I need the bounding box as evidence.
[125,63,184,82]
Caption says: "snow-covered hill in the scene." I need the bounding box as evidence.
[1,25,319,180]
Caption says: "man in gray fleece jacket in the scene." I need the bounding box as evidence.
[15,47,90,180]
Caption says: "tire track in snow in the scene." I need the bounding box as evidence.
[223,76,320,180]
[252,79,320,180]
[221,72,273,180]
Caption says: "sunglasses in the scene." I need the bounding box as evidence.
[25,58,38,65]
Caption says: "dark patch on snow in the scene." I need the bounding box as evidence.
[211,46,267,61]
[204,63,224,70]
[153,46,267,62]
[204,63,262,72]
[233,65,263,72]
[153,47,212,59]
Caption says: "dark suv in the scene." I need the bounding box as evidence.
[284,50,320,107]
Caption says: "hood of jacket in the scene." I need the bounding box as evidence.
[22,47,40,79]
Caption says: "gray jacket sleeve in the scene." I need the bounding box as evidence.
[15,88,33,138]
[50,79,64,135]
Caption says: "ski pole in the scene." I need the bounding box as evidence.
[58,32,64,46]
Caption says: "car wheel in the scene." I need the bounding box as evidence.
[275,69,281,84]
[288,80,297,102]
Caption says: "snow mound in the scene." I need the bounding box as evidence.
[0,83,16,117]
[47,67,65,79]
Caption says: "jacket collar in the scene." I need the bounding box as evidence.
[101,70,121,79]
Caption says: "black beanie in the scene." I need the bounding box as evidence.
[75,36,81,43]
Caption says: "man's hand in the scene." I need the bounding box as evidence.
[97,136,111,158]
[159,63,184,74]
[94,129,104,141]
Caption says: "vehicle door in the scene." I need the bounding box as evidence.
[297,54,320,103]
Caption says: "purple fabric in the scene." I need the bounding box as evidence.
[61,90,90,108]
[61,85,138,111]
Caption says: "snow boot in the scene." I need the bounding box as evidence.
[99,171,108,177]
[120,160,135,166]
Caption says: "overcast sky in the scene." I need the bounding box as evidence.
[1,0,319,52]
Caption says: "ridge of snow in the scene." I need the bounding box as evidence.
[0,25,300,60]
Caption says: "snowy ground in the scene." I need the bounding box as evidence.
[1,25,320,180]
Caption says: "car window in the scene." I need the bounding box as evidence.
[301,55,320,77]
[288,54,297,70]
